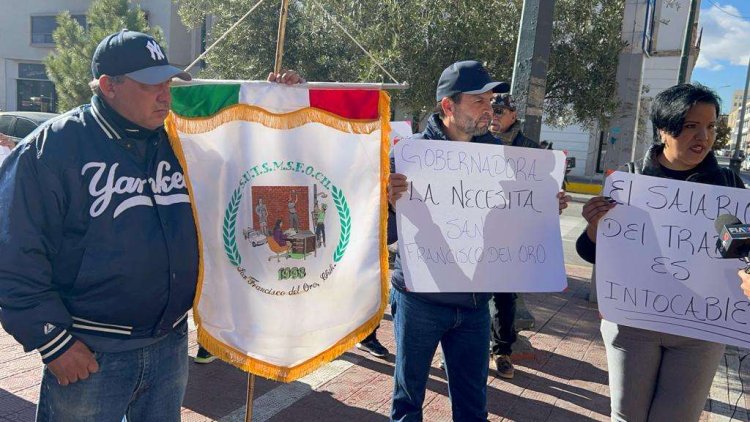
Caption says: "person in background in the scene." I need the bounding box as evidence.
[356,328,389,359]
[485,92,541,379]
[194,346,217,364]
[489,93,537,148]
[576,83,743,421]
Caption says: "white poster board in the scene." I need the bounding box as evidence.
[598,171,750,347]
[394,138,567,292]
[389,121,412,146]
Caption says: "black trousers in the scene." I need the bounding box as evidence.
[490,293,517,355]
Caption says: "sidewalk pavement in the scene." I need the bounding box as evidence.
[1,265,748,421]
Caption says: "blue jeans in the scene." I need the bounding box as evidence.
[36,323,189,422]
[390,288,490,422]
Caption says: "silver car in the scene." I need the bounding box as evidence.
[0,111,58,144]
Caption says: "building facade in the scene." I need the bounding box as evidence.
[0,0,202,112]
[728,89,750,153]
[539,0,701,178]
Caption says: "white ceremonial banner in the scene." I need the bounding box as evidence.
[598,171,750,347]
[168,83,389,382]
[394,138,567,292]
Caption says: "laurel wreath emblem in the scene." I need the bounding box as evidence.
[222,182,351,265]
[223,187,243,266]
[331,186,350,263]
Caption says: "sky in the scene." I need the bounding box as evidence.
[691,0,750,113]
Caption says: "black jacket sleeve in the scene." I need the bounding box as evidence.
[387,206,398,244]
[0,136,74,363]
[387,151,398,245]
[575,230,597,264]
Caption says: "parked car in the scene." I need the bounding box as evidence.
[0,111,59,144]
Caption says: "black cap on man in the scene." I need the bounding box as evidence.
[92,30,191,84]
[435,60,508,101]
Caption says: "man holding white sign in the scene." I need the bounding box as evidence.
[387,60,570,422]
[576,84,745,421]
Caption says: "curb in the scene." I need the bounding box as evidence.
[566,182,601,195]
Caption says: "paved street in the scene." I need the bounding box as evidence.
[1,198,748,421]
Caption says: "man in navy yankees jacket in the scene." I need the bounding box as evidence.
[0,30,300,421]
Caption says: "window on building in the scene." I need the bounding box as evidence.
[17,63,57,112]
[31,14,86,45]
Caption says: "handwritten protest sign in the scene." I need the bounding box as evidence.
[598,171,750,347]
[394,138,567,292]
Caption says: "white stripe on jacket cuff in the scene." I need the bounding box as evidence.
[38,331,74,363]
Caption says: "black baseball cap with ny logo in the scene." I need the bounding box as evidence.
[91,29,191,84]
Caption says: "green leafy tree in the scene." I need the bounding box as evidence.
[177,0,625,127]
[546,0,625,126]
[714,116,731,151]
[45,0,164,111]
[176,0,379,82]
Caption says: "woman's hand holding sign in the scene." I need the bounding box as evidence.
[582,196,617,242]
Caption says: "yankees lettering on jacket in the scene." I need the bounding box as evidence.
[82,160,190,218]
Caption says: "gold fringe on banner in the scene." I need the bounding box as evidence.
[174,103,382,135]
[376,90,392,340]
[164,95,391,383]
[165,115,207,328]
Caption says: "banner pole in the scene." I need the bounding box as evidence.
[244,373,256,422]
[273,0,291,74]
[172,79,410,91]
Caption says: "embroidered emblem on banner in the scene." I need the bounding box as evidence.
[223,160,351,297]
